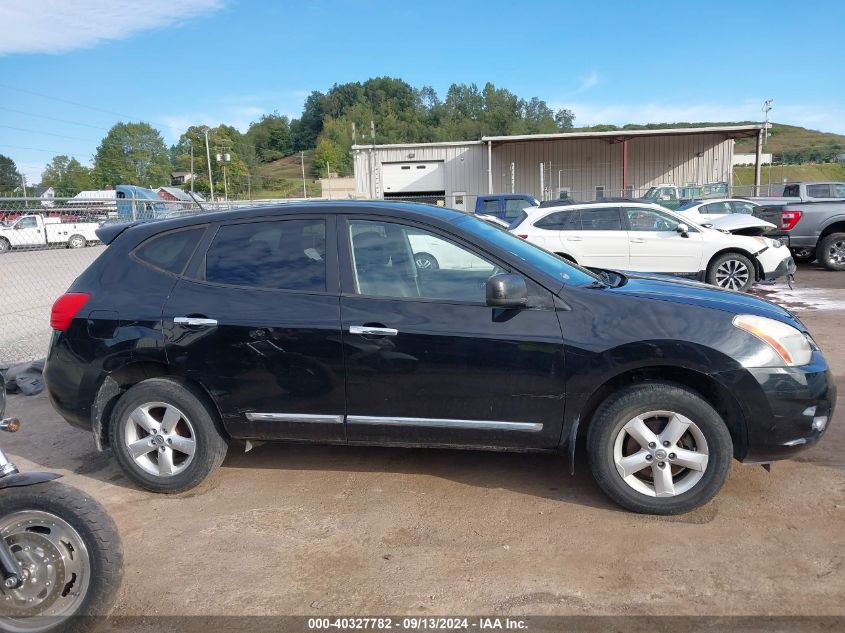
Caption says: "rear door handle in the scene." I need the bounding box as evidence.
[565,236,582,242]
[349,325,398,336]
[630,238,646,243]
[174,317,218,327]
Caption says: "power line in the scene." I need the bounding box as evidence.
[0,125,95,143]
[0,84,133,119]
[0,106,111,132]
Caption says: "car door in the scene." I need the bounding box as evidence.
[339,215,566,449]
[528,208,583,259]
[624,206,704,274]
[574,206,630,269]
[10,216,43,247]
[163,214,347,443]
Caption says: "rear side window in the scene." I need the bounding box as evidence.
[481,199,499,214]
[504,198,531,218]
[580,207,623,231]
[135,228,204,275]
[205,218,326,291]
[534,210,581,231]
[807,184,833,198]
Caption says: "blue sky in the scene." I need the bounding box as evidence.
[2,0,844,183]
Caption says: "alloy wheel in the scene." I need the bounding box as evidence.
[827,239,845,265]
[123,402,197,477]
[0,510,91,630]
[714,259,749,290]
[613,410,709,497]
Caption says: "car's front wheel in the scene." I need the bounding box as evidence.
[109,378,228,493]
[707,252,754,292]
[587,383,733,515]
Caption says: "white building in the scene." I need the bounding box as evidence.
[353,124,770,210]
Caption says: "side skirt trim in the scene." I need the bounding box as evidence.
[347,416,543,432]
[245,413,344,424]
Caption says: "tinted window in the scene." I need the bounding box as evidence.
[206,219,326,291]
[730,202,756,214]
[534,210,581,231]
[625,207,682,232]
[482,199,499,214]
[504,198,531,218]
[349,219,498,302]
[807,184,833,198]
[580,207,622,231]
[135,228,204,275]
[701,202,733,214]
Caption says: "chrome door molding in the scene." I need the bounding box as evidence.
[346,416,543,432]
[245,413,344,424]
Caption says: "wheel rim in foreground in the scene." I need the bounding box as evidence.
[715,259,750,290]
[0,510,91,632]
[124,402,197,477]
[415,256,433,269]
[827,239,845,265]
[613,410,709,498]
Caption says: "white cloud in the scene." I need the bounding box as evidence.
[575,70,599,94]
[0,0,225,55]
[559,100,845,135]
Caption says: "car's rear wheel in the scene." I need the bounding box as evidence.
[817,233,845,271]
[68,234,87,249]
[707,252,754,292]
[587,383,732,515]
[109,378,227,493]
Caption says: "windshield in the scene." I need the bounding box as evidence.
[453,214,601,286]
[642,187,657,198]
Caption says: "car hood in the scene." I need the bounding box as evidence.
[604,271,801,327]
[706,214,775,235]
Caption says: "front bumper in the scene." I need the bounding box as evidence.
[716,352,836,462]
[759,252,796,281]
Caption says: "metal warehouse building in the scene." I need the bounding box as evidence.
[352,124,769,210]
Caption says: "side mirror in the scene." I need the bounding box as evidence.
[486,273,528,308]
[676,223,689,237]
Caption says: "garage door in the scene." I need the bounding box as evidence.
[382,161,445,194]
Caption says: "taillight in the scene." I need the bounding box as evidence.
[50,293,90,331]
[781,209,802,231]
[516,234,528,239]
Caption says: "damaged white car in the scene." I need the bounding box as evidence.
[675,198,776,237]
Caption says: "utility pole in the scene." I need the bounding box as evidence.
[762,99,773,145]
[301,151,307,198]
[216,150,231,204]
[189,141,195,194]
[326,161,332,199]
[203,127,215,201]
[20,174,27,198]
[539,163,545,201]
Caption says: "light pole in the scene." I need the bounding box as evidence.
[202,127,215,201]
[216,150,231,204]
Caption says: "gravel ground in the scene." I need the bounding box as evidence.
[0,265,843,623]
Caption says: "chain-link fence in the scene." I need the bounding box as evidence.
[0,195,326,364]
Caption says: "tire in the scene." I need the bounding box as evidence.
[817,233,845,271]
[706,252,755,292]
[109,378,227,493]
[67,235,87,249]
[790,247,815,264]
[587,382,733,515]
[0,238,10,253]
[414,252,439,270]
[0,481,123,633]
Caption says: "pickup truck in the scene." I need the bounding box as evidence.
[742,181,845,205]
[0,214,101,253]
[754,200,845,270]
[474,194,540,223]
[638,182,728,209]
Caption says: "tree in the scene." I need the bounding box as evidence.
[92,122,172,188]
[171,125,254,198]
[555,108,575,130]
[0,154,22,193]
[41,155,93,195]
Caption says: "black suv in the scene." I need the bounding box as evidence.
[44,202,835,514]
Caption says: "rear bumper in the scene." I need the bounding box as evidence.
[716,352,836,463]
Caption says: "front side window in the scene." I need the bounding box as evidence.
[482,199,499,214]
[534,210,581,231]
[580,207,622,231]
[18,217,38,229]
[349,219,499,302]
[624,207,682,232]
[205,218,326,291]
[136,227,204,275]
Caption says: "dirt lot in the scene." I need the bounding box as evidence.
[2,266,843,620]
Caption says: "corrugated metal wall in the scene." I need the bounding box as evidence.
[354,133,734,206]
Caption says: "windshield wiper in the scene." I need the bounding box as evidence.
[584,280,609,288]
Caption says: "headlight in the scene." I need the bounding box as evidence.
[765,237,784,249]
[733,314,813,366]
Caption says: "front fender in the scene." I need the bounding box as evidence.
[0,472,62,490]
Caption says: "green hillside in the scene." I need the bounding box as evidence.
[254,150,321,198]
[733,163,845,186]
[734,123,845,160]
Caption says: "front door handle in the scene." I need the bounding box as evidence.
[349,325,398,336]
[565,236,582,242]
[174,317,218,327]
[630,238,646,243]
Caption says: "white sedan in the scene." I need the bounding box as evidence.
[511,201,794,292]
